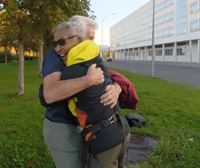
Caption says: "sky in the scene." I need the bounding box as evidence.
[90,0,150,46]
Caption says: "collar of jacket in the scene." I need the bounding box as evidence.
[66,40,100,66]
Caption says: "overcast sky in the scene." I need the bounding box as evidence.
[90,0,150,45]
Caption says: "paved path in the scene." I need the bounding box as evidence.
[105,60,200,88]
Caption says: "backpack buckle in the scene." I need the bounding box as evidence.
[108,114,117,124]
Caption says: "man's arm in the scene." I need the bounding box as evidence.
[44,64,104,103]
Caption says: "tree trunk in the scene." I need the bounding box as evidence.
[38,33,44,76]
[17,43,24,96]
[4,51,7,63]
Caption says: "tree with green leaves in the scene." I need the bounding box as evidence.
[2,0,32,95]
[1,0,93,95]
[23,0,93,73]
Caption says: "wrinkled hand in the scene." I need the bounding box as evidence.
[86,64,104,86]
[100,83,121,108]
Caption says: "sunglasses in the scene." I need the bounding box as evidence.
[53,35,77,46]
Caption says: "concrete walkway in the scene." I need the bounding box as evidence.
[106,60,200,88]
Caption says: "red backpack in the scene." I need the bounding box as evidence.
[109,70,139,110]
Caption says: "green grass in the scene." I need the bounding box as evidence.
[0,61,53,168]
[0,62,200,168]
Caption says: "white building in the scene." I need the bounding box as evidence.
[110,0,200,63]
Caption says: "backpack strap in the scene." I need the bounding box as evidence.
[80,113,119,141]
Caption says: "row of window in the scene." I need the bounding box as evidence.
[190,19,200,32]
[190,1,200,14]
[130,0,182,27]
[155,12,174,26]
[125,11,175,38]
[155,27,175,39]
[155,0,174,13]
[148,48,184,56]
[131,10,152,26]
[118,0,176,36]
[115,48,185,57]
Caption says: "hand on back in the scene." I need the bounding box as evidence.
[86,64,104,86]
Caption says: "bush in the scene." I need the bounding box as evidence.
[24,55,37,60]
[0,52,12,63]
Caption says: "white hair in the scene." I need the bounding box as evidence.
[69,15,98,29]
[55,21,86,39]
[68,15,98,39]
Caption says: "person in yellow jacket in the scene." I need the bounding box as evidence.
[54,20,130,168]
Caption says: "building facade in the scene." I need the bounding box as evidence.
[110,0,200,63]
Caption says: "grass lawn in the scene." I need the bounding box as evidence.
[0,61,200,168]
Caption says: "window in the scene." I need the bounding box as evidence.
[125,50,128,56]
[165,49,173,56]
[135,51,139,56]
[155,0,174,12]
[148,50,152,56]
[156,27,175,39]
[190,1,200,14]
[176,0,187,35]
[190,19,200,32]
[155,12,175,26]
[129,49,133,56]
[156,50,162,56]
[177,23,187,34]
[177,48,185,55]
